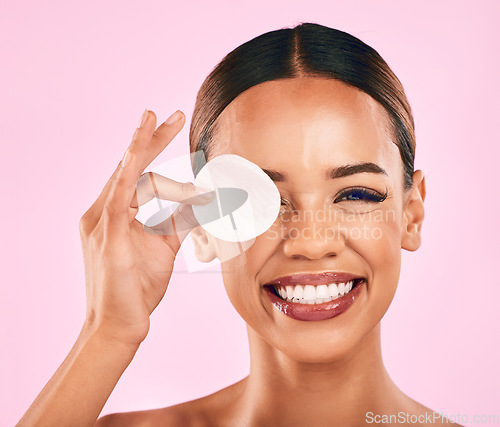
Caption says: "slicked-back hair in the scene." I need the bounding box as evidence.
[190,22,415,191]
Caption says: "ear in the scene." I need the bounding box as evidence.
[401,169,426,251]
[191,225,257,263]
[190,225,217,262]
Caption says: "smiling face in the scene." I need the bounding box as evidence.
[191,77,424,363]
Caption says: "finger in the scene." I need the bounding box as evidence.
[102,109,185,232]
[133,110,186,176]
[82,161,122,228]
[133,172,214,208]
[82,109,156,226]
[102,149,140,234]
[143,203,200,254]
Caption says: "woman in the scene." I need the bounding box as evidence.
[18,22,457,426]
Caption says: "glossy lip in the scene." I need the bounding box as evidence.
[262,274,367,321]
[264,271,365,287]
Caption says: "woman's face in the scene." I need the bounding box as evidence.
[196,77,421,363]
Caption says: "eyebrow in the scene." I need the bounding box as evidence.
[261,162,388,182]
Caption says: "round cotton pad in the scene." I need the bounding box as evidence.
[192,154,281,243]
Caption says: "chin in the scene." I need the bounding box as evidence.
[281,338,363,364]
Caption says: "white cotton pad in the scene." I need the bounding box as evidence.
[192,154,281,243]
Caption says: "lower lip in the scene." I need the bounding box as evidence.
[263,279,366,321]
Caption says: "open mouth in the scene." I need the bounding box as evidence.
[262,272,367,321]
[264,278,365,305]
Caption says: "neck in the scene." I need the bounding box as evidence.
[236,323,404,425]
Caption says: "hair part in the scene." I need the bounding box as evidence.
[189,22,415,191]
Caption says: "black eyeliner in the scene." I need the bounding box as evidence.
[334,187,388,203]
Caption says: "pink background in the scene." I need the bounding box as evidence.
[1,0,499,425]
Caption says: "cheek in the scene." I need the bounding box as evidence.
[219,228,281,278]
[347,208,403,314]
[353,214,402,265]
[219,232,281,319]
[219,254,248,319]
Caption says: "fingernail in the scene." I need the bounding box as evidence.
[122,150,132,168]
[138,109,148,128]
[164,110,183,125]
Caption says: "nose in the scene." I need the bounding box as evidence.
[281,209,346,260]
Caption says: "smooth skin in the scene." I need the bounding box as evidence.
[18,78,459,427]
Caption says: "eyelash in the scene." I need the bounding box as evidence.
[280,187,388,207]
[334,186,388,203]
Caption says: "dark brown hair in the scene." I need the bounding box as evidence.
[189,22,415,190]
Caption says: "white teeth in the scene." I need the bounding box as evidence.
[303,285,316,301]
[275,280,357,304]
[293,285,304,299]
[328,283,339,298]
[316,285,329,299]
[338,282,345,295]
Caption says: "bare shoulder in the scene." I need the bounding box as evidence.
[95,378,247,427]
[95,406,192,427]
[400,396,462,426]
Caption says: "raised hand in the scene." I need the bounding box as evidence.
[79,109,214,347]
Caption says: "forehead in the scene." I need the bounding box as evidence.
[212,77,401,184]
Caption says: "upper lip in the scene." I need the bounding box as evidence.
[264,271,365,287]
